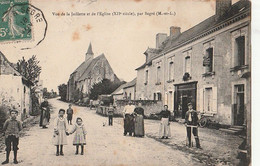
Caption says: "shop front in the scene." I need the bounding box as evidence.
[174,82,197,119]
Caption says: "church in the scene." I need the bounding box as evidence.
[66,43,120,101]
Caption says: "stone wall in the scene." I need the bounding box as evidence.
[113,100,163,117]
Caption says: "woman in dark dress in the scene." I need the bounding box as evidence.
[133,103,145,137]
[39,98,50,128]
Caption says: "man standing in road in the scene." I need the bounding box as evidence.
[185,102,202,149]
[122,101,135,136]
[66,104,73,125]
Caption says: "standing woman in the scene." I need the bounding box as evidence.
[157,105,171,139]
[40,97,50,128]
[133,102,145,137]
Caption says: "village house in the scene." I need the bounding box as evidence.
[0,51,33,121]
[136,0,250,127]
[111,78,136,101]
[67,43,120,101]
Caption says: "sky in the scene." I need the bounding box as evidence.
[0,0,240,92]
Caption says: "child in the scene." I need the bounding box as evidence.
[53,109,69,156]
[66,104,73,125]
[69,117,87,155]
[107,103,114,126]
[2,109,22,164]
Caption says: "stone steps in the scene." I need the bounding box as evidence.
[219,125,244,135]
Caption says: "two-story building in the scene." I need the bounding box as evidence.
[136,0,250,127]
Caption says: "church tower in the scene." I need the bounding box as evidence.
[85,43,94,62]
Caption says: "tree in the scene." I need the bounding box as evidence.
[89,79,124,100]
[16,55,42,83]
[58,84,67,101]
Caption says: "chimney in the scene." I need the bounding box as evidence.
[170,26,181,38]
[215,0,231,20]
[156,33,167,49]
[86,42,94,62]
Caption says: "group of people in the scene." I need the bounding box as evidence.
[122,101,145,137]
[121,101,202,149]
[1,99,202,164]
[52,108,87,156]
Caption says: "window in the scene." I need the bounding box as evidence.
[185,56,191,74]
[145,70,148,84]
[231,27,248,71]
[153,93,157,100]
[129,93,132,100]
[204,88,213,112]
[168,61,174,81]
[235,36,245,67]
[156,66,161,83]
[157,92,162,101]
[203,48,213,72]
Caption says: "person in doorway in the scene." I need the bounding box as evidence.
[1,109,23,165]
[157,105,171,139]
[107,103,114,126]
[133,102,145,137]
[39,97,50,128]
[69,117,87,155]
[122,101,135,136]
[185,102,202,149]
[53,109,69,156]
[66,104,73,125]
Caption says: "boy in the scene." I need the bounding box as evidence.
[66,104,73,125]
[185,102,201,149]
[107,103,114,126]
[2,109,23,164]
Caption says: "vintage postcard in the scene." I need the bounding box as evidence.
[0,0,253,165]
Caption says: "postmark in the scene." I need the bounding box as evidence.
[0,0,47,49]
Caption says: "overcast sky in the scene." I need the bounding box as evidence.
[0,0,240,91]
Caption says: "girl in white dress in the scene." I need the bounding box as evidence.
[53,109,69,156]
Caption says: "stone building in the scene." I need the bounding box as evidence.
[136,0,251,127]
[0,51,33,121]
[67,43,120,101]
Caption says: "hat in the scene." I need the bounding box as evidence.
[187,102,193,106]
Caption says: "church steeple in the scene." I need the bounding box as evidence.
[85,43,94,62]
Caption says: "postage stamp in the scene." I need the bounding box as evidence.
[0,0,47,49]
[0,0,32,41]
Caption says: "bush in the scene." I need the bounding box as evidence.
[0,106,10,129]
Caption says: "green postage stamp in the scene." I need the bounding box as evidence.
[0,0,31,42]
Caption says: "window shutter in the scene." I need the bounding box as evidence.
[212,86,218,113]
[199,88,204,112]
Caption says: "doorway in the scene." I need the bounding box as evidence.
[174,82,197,119]
[234,84,245,126]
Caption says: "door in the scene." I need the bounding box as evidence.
[234,84,245,126]
[182,96,188,119]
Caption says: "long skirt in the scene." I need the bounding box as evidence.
[159,118,171,138]
[134,115,144,137]
[42,110,48,126]
[124,114,134,134]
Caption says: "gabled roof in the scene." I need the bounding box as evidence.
[0,51,33,86]
[77,54,105,81]
[111,83,126,95]
[123,78,137,89]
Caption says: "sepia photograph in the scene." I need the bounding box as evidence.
[0,0,254,165]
